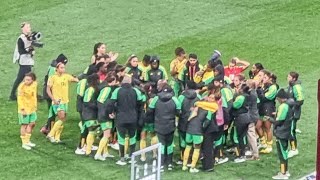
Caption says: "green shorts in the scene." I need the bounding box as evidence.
[100,121,113,131]
[48,103,68,118]
[18,112,37,125]
[142,123,155,132]
[186,133,203,145]
[81,120,99,133]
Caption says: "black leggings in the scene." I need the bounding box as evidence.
[234,121,249,157]
[117,123,137,157]
[157,132,174,166]
[10,65,32,97]
[276,139,289,173]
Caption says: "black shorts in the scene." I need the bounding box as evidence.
[97,102,108,121]
[82,105,97,120]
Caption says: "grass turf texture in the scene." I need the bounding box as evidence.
[0,0,318,179]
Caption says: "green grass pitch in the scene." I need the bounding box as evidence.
[0,0,318,179]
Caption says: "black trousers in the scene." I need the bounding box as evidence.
[202,131,220,170]
[235,122,249,157]
[276,139,289,173]
[157,132,174,166]
[10,65,32,97]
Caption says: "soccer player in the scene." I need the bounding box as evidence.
[224,57,250,82]
[177,81,201,165]
[46,63,79,143]
[40,54,68,135]
[182,93,218,173]
[17,72,38,150]
[81,74,100,156]
[146,84,181,171]
[178,53,203,89]
[91,42,106,64]
[170,47,187,96]
[139,83,158,162]
[145,56,168,93]
[138,55,151,82]
[287,71,304,158]
[232,84,251,163]
[194,60,215,87]
[256,70,279,154]
[270,89,293,180]
[106,75,144,166]
[94,74,118,160]
[74,66,97,155]
[249,63,264,81]
[125,55,143,86]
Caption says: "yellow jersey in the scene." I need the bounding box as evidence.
[170,58,187,78]
[47,73,74,104]
[17,81,38,114]
[138,62,149,81]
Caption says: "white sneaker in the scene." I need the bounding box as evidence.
[295,129,302,133]
[272,172,288,179]
[189,168,199,173]
[103,153,115,158]
[176,160,183,165]
[116,159,127,166]
[111,142,120,150]
[26,142,36,147]
[182,166,188,171]
[140,156,146,162]
[22,144,32,150]
[168,164,173,171]
[91,145,98,151]
[288,149,299,158]
[234,156,246,163]
[286,171,291,177]
[160,166,164,172]
[94,154,106,161]
[258,143,267,149]
[245,151,252,156]
[47,136,56,143]
[75,147,86,155]
[216,157,229,165]
[187,163,192,167]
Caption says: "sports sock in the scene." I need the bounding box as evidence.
[191,148,200,168]
[140,139,147,159]
[183,146,191,166]
[20,135,27,145]
[96,137,108,156]
[54,125,64,141]
[25,133,31,144]
[86,132,95,155]
[48,120,63,137]
[290,140,296,150]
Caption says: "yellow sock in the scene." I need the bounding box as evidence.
[151,136,158,145]
[290,140,296,150]
[124,137,129,155]
[267,140,273,147]
[20,135,27,145]
[140,139,147,159]
[96,137,108,156]
[25,133,31,144]
[54,126,64,141]
[183,146,191,166]
[86,132,95,155]
[48,120,63,137]
[280,163,286,174]
[191,149,200,168]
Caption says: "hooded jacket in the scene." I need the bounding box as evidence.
[187,101,218,134]
[272,101,294,139]
[125,65,143,86]
[106,83,143,125]
[178,89,201,132]
[147,90,181,135]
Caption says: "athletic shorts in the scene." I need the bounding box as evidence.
[100,121,114,131]
[142,123,155,132]
[18,112,37,125]
[186,133,203,145]
[49,103,68,118]
[81,120,99,133]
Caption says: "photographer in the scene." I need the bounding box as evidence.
[10,22,38,100]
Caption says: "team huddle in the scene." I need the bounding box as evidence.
[17,44,304,179]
